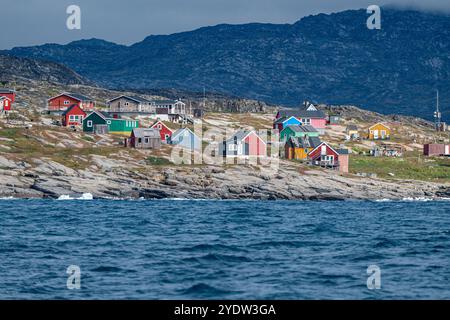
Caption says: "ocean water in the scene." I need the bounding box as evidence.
[0,199,449,300]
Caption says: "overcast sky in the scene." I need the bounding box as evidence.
[1,0,449,49]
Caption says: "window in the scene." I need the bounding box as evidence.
[87,120,93,127]
[64,100,70,105]
[302,118,311,125]
[69,115,75,121]
[229,144,237,151]
[107,120,111,125]
[157,124,162,129]
[138,138,142,143]
[321,155,334,163]
[144,138,149,143]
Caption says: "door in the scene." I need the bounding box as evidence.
[373,130,379,139]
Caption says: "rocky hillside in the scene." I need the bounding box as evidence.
[0,54,92,86]
[3,8,450,120]
[0,78,448,200]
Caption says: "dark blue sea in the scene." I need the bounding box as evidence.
[0,199,449,300]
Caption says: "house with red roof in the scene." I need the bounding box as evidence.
[150,120,173,142]
[61,104,87,127]
[308,141,349,173]
[0,88,16,111]
[0,96,12,112]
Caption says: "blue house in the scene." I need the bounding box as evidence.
[169,128,202,151]
[273,115,302,132]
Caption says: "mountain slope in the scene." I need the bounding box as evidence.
[0,54,93,86]
[3,8,450,120]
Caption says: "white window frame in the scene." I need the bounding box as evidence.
[87,120,93,127]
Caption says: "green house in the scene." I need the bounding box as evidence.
[83,111,138,135]
[280,125,320,142]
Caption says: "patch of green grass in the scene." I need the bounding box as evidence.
[81,135,95,142]
[350,155,450,182]
[146,156,172,166]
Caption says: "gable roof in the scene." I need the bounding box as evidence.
[49,92,93,102]
[132,128,160,138]
[288,136,322,149]
[172,127,198,140]
[62,104,86,116]
[277,107,326,119]
[308,141,339,157]
[369,122,390,130]
[305,102,318,111]
[0,88,14,94]
[85,110,110,121]
[151,99,185,106]
[226,130,267,145]
[346,124,358,131]
[151,120,173,132]
[274,115,301,125]
[283,124,318,133]
[107,95,150,104]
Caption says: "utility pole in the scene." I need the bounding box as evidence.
[434,89,441,132]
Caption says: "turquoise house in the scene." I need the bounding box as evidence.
[280,125,320,142]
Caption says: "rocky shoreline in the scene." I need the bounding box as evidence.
[1,155,449,201]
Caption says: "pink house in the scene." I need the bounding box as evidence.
[275,102,327,132]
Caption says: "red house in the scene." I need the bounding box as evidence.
[0,97,12,111]
[48,92,95,112]
[308,142,349,173]
[150,120,173,142]
[61,104,87,127]
[0,88,16,110]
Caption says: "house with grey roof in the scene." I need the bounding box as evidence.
[108,95,155,114]
[285,136,322,160]
[275,101,327,133]
[128,128,161,149]
[169,128,202,151]
[219,130,266,158]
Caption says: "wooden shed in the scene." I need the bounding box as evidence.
[129,128,161,149]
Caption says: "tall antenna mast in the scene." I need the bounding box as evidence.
[434,89,441,131]
[203,87,206,109]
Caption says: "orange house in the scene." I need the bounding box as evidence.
[368,123,391,140]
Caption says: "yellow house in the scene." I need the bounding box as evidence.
[285,136,322,160]
[368,123,391,140]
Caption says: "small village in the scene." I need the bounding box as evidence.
[1,86,450,179]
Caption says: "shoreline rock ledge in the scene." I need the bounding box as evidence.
[0,157,448,201]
